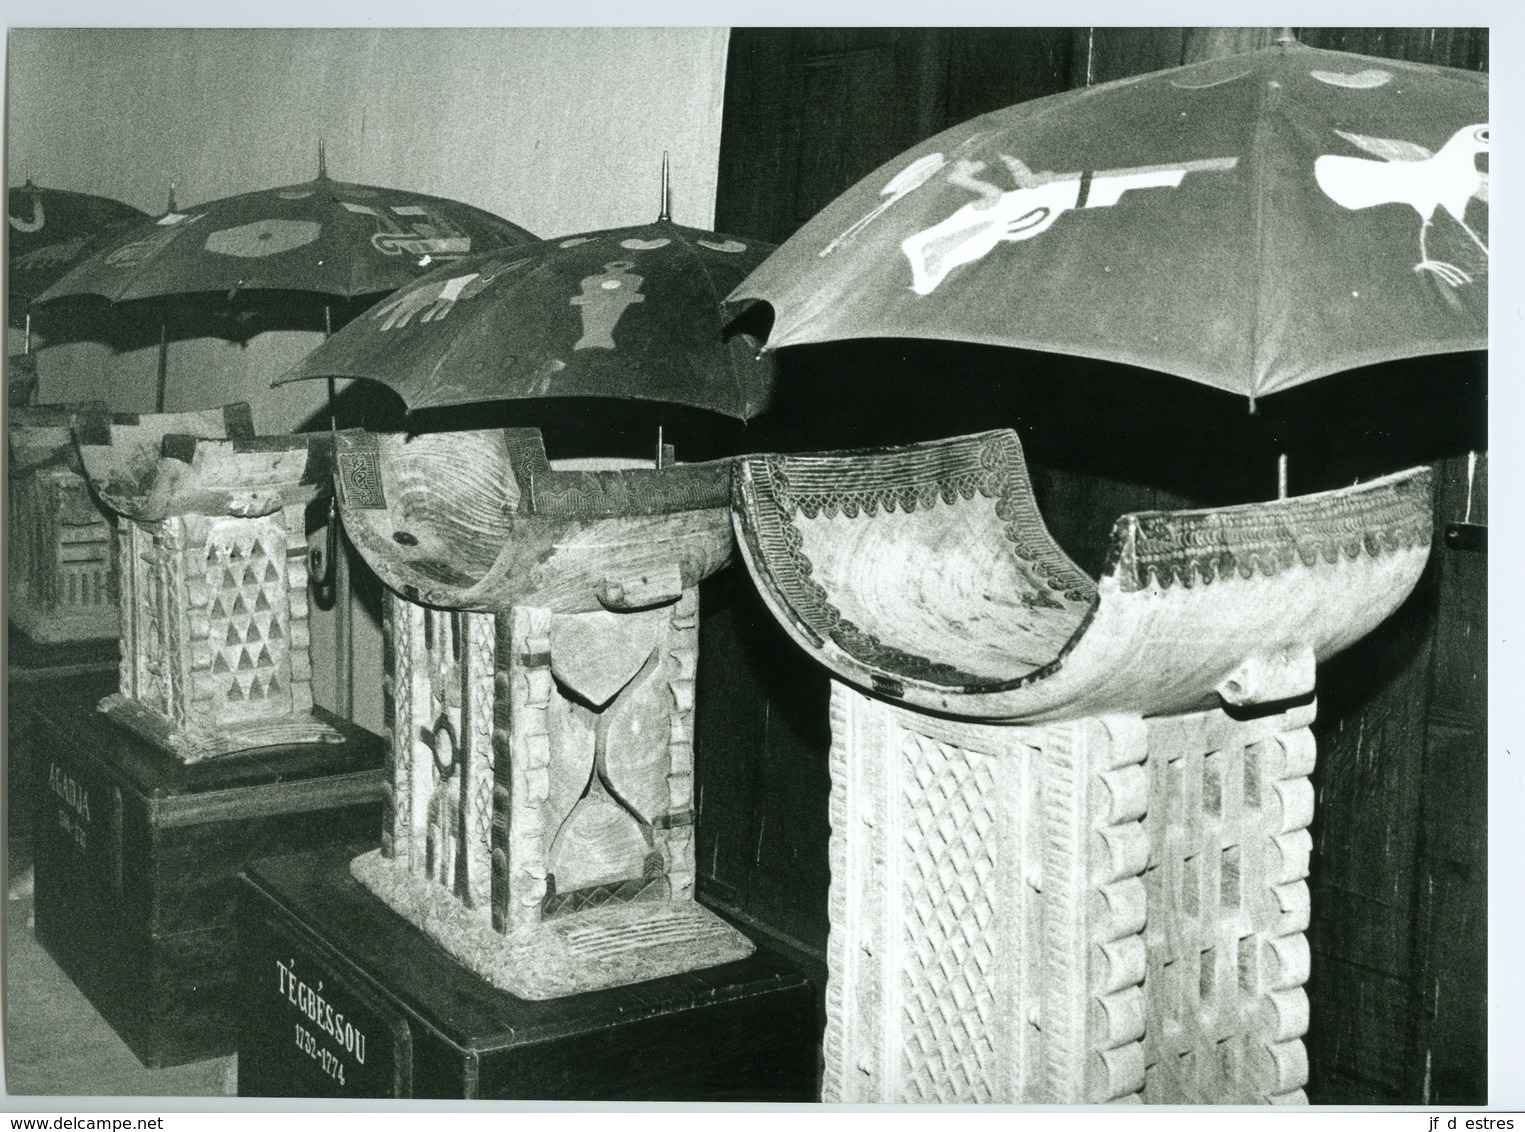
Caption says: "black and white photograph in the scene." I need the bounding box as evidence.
[1,16,1504,1118]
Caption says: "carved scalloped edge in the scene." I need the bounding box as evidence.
[764,432,1000,520]
[1250,726,1315,1102]
[1109,469,1434,593]
[736,433,1100,692]
[745,460,1008,690]
[1040,716,1148,1103]
[496,605,555,934]
[821,683,854,1104]
[756,432,1093,600]
[664,589,700,901]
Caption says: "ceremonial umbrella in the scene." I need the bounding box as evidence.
[8,181,147,340]
[278,213,777,421]
[31,153,538,410]
[29,156,537,716]
[34,159,535,308]
[8,180,146,273]
[728,40,1487,406]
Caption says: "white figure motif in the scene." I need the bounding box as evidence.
[1314,123,1489,287]
[570,261,647,349]
[372,257,525,330]
[900,155,1238,295]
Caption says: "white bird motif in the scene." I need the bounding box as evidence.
[1314,123,1488,287]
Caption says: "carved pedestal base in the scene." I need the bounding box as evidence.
[76,405,339,764]
[363,589,753,1000]
[824,682,1313,1104]
[97,692,345,764]
[352,849,751,1000]
[8,405,117,644]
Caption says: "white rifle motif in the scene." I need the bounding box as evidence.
[901,155,1238,295]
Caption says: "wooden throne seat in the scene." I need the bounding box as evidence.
[333,427,734,614]
[732,429,1433,720]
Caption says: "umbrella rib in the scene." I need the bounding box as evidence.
[673,225,749,411]
[1246,56,1278,402]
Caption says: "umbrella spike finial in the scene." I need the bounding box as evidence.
[1275,27,1298,47]
[318,139,328,181]
[166,182,178,215]
[659,151,671,223]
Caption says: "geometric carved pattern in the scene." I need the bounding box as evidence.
[382,601,496,906]
[7,418,119,644]
[497,602,554,932]
[1141,705,1316,1104]
[361,585,754,999]
[900,733,999,1103]
[77,408,338,761]
[660,589,701,902]
[825,682,1309,1105]
[204,519,292,714]
[543,873,663,919]
[108,501,326,760]
[561,905,739,960]
[1039,717,1149,1105]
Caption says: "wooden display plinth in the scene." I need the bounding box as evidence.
[8,626,121,855]
[7,621,120,683]
[236,844,821,1100]
[28,670,385,1068]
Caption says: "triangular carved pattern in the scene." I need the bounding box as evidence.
[203,520,292,713]
[900,732,999,1103]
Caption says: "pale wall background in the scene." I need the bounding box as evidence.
[6,27,732,729]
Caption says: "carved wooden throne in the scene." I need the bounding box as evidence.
[9,402,119,644]
[335,427,754,999]
[75,402,343,762]
[731,430,1433,1104]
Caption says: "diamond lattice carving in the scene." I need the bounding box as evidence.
[900,732,999,1103]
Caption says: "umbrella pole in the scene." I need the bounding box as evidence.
[156,322,168,412]
[23,312,30,355]
[1277,452,1288,500]
[325,303,354,722]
